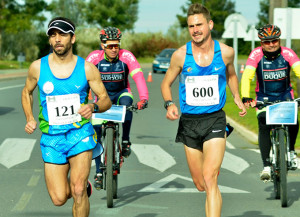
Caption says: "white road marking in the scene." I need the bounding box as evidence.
[0,84,24,91]
[27,174,40,187]
[0,138,36,168]
[11,192,32,211]
[249,149,260,154]
[132,144,176,172]
[226,141,235,149]
[138,174,249,193]
[222,151,250,174]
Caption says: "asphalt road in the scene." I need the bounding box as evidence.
[1,67,300,217]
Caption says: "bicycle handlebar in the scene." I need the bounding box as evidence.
[255,98,300,110]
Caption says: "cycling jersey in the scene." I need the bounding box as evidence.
[179,40,227,114]
[241,46,300,101]
[86,49,148,100]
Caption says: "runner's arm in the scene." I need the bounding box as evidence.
[161,48,183,120]
[21,60,40,134]
[222,45,247,117]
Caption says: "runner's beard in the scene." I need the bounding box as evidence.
[52,42,72,57]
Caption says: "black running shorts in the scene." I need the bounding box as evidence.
[175,109,226,150]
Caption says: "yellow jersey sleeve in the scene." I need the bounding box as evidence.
[240,66,256,98]
[292,61,300,78]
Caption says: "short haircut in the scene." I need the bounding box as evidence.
[187,3,211,22]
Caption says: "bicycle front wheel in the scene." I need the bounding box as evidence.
[278,128,287,207]
[105,127,114,208]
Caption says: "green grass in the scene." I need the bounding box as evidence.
[0,60,30,69]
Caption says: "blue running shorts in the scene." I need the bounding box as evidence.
[40,123,103,164]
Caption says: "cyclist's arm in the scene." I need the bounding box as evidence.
[22,60,40,134]
[292,62,300,78]
[161,47,183,120]
[240,66,256,98]
[85,61,112,114]
[121,50,149,101]
[221,43,246,117]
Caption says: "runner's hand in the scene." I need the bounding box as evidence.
[137,99,148,110]
[166,104,179,120]
[78,104,93,119]
[25,120,37,134]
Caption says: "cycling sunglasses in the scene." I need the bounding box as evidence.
[103,43,121,49]
[261,39,279,45]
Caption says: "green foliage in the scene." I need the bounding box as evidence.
[122,32,179,58]
[176,0,235,38]
[0,0,47,59]
[47,0,86,26]
[85,0,139,31]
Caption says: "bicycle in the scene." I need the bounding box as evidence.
[256,98,299,207]
[92,104,138,208]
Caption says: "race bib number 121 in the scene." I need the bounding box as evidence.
[46,94,82,125]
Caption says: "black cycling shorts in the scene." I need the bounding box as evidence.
[175,109,226,150]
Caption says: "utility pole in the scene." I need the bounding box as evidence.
[269,0,288,24]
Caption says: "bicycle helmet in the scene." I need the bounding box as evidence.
[100,27,122,42]
[257,24,281,40]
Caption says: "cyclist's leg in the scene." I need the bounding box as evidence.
[288,120,299,151]
[93,125,102,174]
[93,125,103,189]
[257,112,272,167]
[117,90,133,142]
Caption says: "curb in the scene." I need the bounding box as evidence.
[226,116,258,144]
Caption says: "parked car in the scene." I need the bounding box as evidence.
[152,48,176,73]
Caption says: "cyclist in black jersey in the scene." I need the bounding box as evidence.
[86,27,149,190]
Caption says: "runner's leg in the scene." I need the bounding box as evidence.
[69,150,93,217]
[184,137,225,217]
[202,138,225,217]
[44,163,70,206]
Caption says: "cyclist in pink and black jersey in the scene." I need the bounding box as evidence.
[241,24,300,181]
[86,27,149,189]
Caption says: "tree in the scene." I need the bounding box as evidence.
[0,0,47,59]
[176,0,235,38]
[47,0,86,26]
[85,0,139,31]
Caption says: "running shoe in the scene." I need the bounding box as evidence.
[94,173,103,190]
[260,166,271,181]
[290,151,298,170]
[122,140,132,158]
[87,180,92,197]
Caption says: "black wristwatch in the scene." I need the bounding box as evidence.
[164,100,174,110]
[93,103,99,112]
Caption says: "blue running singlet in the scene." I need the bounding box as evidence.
[179,40,227,114]
[37,55,91,134]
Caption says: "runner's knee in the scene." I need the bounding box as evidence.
[50,192,69,206]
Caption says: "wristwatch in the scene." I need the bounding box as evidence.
[164,100,174,110]
[93,103,99,112]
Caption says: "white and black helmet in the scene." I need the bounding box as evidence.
[100,27,122,42]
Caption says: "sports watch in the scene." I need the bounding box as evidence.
[164,100,174,110]
[93,103,99,112]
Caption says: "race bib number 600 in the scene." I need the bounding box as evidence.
[46,94,82,125]
[185,75,219,106]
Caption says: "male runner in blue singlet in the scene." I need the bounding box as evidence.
[161,4,246,217]
[22,17,111,217]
